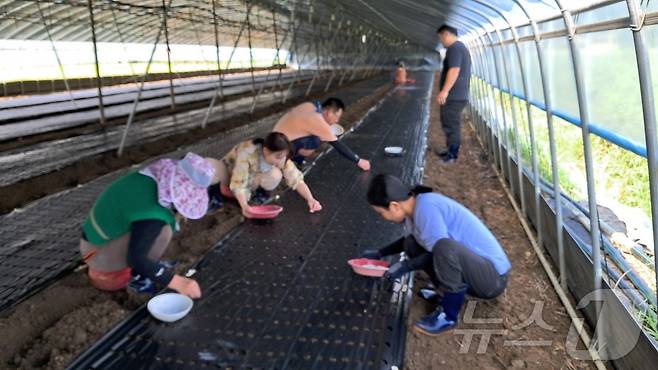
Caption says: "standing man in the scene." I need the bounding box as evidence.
[436,25,471,163]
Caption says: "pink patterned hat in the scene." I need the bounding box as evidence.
[140,152,215,219]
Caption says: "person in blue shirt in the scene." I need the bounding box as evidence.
[361,174,511,335]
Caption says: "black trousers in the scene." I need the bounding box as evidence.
[404,236,507,298]
[440,100,468,147]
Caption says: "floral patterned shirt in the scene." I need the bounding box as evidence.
[222,140,304,198]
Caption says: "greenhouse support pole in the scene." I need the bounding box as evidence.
[251,7,294,113]
[626,0,658,304]
[483,32,514,187]
[470,46,487,145]
[87,0,106,127]
[162,0,176,110]
[283,15,310,104]
[304,16,321,97]
[201,4,251,128]
[246,0,256,97]
[475,43,493,153]
[36,1,76,105]
[468,39,490,153]
[280,14,305,103]
[501,11,543,247]
[474,36,504,170]
[118,1,169,156]
[365,39,388,77]
[211,0,225,109]
[491,27,527,216]
[513,0,567,288]
[324,17,345,92]
[555,0,606,357]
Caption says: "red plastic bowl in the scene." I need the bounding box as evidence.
[245,205,283,219]
[348,258,390,277]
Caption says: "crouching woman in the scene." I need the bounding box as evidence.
[79,152,218,298]
[363,174,511,335]
[207,132,322,217]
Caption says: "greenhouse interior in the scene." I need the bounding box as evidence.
[1,0,658,369]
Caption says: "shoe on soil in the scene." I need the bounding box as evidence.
[441,155,457,164]
[127,275,156,294]
[434,149,449,158]
[158,260,177,270]
[414,310,457,336]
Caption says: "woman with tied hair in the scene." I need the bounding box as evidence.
[80,152,220,298]
[361,174,510,335]
[206,132,322,217]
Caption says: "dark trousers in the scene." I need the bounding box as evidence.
[291,135,321,164]
[440,100,468,149]
[405,236,507,299]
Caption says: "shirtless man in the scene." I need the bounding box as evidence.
[273,97,371,171]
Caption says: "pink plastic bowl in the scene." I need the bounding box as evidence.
[348,258,390,277]
[245,205,283,219]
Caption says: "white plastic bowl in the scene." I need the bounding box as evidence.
[147,293,193,322]
[384,146,404,156]
[331,124,345,136]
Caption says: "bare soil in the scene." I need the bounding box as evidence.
[0,73,600,370]
[404,76,600,370]
[0,75,387,215]
[0,80,392,370]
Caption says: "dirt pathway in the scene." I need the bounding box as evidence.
[404,75,597,370]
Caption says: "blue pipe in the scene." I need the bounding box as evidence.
[473,74,648,158]
[473,107,655,308]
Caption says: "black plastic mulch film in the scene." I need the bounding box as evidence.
[69,72,433,370]
[0,77,388,315]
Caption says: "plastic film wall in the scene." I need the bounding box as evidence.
[458,1,658,368]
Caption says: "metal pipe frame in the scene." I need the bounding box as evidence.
[304,5,322,97]
[161,0,176,110]
[283,12,311,104]
[463,20,525,207]
[117,0,170,157]
[482,32,515,188]
[470,39,499,166]
[250,6,294,113]
[245,0,256,97]
[87,0,106,127]
[210,0,225,112]
[513,0,567,289]
[626,0,658,305]
[337,26,359,85]
[109,3,138,82]
[554,0,606,356]
[467,2,657,311]
[471,38,496,164]
[486,0,545,260]
[490,27,527,216]
[36,0,76,105]
[201,2,252,129]
[461,0,574,301]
